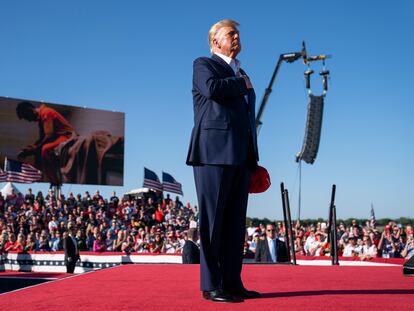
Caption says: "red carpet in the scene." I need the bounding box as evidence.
[0,264,413,310]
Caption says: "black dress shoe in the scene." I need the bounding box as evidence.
[227,288,262,299]
[202,290,243,303]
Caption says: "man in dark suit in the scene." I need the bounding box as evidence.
[186,19,260,303]
[63,223,80,273]
[182,228,200,264]
[255,224,289,263]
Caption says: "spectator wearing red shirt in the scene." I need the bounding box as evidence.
[4,233,16,252]
[13,233,26,252]
[155,205,165,223]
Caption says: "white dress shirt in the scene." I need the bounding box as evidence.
[214,52,241,76]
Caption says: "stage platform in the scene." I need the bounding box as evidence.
[0,264,413,310]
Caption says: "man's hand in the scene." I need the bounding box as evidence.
[242,75,253,89]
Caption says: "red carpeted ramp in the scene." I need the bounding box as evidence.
[0,264,413,310]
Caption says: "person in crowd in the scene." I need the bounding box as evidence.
[121,235,135,254]
[402,234,414,259]
[359,235,378,259]
[304,227,320,256]
[1,231,16,253]
[255,224,288,263]
[150,233,165,254]
[155,205,165,223]
[294,228,305,255]
[164,232,178,253]
[353,237,364,256]
[85,225,96,251]
[93,233,106,252]
[93,190,103,203]
[75,229,88,251]
[105,230,115,251]
[182,228,200,264]
[113,229,126,252]
[248,232,260,254]
[110,191,119,207]
[136,233,151,253]
[25,233,37,251]
[342,236,357,257]
[50,230,62,251]
[25,188,35,205]
[12,233,26,252]
[47,217,59,235]
[63,223,80,273]
[378,227,399,258]
[38,231,51,251]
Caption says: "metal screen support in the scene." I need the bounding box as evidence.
[280,183,291,262]
[329,184,339,265]
[282,186,297,265]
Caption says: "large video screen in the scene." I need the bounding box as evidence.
[0,96,124,186]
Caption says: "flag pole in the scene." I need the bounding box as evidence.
[4,156,7,171]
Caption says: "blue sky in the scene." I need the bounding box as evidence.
[0,1,413,220]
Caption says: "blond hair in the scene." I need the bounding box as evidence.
[208,19,240,53]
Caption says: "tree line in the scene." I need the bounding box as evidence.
[246,217,414,227]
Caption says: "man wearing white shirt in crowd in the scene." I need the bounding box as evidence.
[304,227,319,256]
[342,236,357,257]
[48,215,58,232]
[359,235,378,259]
[247,221,257,237]
[353,238,364,256]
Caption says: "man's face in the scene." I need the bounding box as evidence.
[266,225,276,239]
[213,26,241,58]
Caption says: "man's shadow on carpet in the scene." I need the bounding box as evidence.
[261,289,414,298]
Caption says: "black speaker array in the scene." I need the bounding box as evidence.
[296,94,325,164]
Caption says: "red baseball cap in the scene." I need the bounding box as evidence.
[249,165,271,194]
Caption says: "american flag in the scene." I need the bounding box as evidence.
[4,158,42,183]
[143,167,163,192]
[162,172,183,195]
[369,203,376,228]
[0,168,7,182]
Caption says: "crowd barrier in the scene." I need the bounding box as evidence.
[0,251,406,274]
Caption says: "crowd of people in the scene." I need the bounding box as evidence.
[245,219,414,260]
[0,187,197,255]
[0,187,413,261]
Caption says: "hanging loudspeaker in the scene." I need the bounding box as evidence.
[296,94,324,164]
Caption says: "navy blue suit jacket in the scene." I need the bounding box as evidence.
[186,54,259,166]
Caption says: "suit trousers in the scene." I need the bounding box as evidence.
[194,164,250,291]
[66,258,76,273]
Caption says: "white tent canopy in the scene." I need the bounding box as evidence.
[1,182,21,197]
[124,187,150,196]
